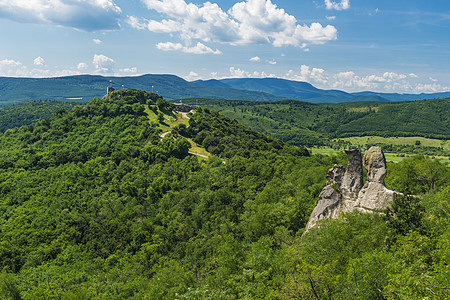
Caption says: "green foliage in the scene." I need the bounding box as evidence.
[184,98,450,147]
[0,89,331,298]
[384,194,426,245]
[386,155,450,194]
[0,100,78,132]
[187,107,308,159]
[0,270,22,300]
[0,89,447,299]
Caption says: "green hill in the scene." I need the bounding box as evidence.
[0,100,78,132]
[2,75,450,107]
[184,98,450,147]
[0,74,280,105]
[0,89,447,299]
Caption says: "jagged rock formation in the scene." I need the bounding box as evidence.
[305,146,396,230]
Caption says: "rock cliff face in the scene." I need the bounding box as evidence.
[305,146,396,230]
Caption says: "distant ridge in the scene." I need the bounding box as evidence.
[195,77,450,102]
[0,74,280,106]
[1,74,449,107]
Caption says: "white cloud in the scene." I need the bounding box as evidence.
[285,65,327,84]
[33,56,45,66]
[131,0,337,50]
[0,58,86,77]
[281,65,450,93]
[119,67,138,73]
[326,16,336,20]
[184,42,222,54]
[325,0,350,11]
[156,41,222,54]
[413,83,447,93]
[126,16,146,30]
[383,72,406,81]
[92,54,114,74]
[93,39,103,44]
[156,41,184,52]
[267,60,276,65]
[186,71,201,81]
[228,67,275,78]
[429,77,437,82]
[0,0,122,31]
[0,59,23,76]
[77,62,88,70]
[250,56,260,62]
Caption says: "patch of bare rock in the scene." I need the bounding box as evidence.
[305,146,397,230]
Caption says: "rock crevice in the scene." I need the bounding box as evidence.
[305,146,396,230]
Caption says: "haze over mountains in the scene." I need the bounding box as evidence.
[1,74,449,106]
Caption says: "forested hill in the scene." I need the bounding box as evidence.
[0,89,448,299]
[2,75,450,106]
[0,89,320,298]
[0,100,78,132]
[184,98,450,146]
[0,74,279,106]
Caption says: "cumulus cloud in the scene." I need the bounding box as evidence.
[93,39,103,44]
[93,54,114,74]
[0,59,23,76]
[326,16,336,20]
[186,71,201,81]
[0,0,122,31]
[129,0,337,52]
[119,67,138,74]
[228,67,276,78]
[325,0,350,11]
[33,56,45,66]
[286,65,327,85]
[0,58,86,77]
[250,56,260,62]
[267,60,276,65]
[156,42,222,54]
[281,65,450,93]
[77,62,88,70]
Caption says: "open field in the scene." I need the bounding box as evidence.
[310,147,342,156]
[187,138,211,159]
[310,147,449,164]
[144,105,189,132]
[335,136,449,150]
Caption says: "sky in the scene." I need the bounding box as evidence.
[1,0,450,93]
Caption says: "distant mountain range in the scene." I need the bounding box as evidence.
[194,78,450,102]
[1,74,449,107]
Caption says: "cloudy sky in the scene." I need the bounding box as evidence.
[1,0,449,93]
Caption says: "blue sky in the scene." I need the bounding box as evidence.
[0,0,449,93]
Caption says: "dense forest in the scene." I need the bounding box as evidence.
[183,98,450,148]
[0,101,78,132]
[0,90,448,299]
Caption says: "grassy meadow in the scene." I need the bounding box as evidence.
[310,146,449,164]
[336,136,449,150]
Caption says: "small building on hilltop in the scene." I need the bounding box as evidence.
[173,103,197,112]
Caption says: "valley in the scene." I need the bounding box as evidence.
[0,89,448,299]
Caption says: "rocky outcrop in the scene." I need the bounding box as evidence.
[354,147,395,213]
[340,149,364,201]
[305,146,396,230]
